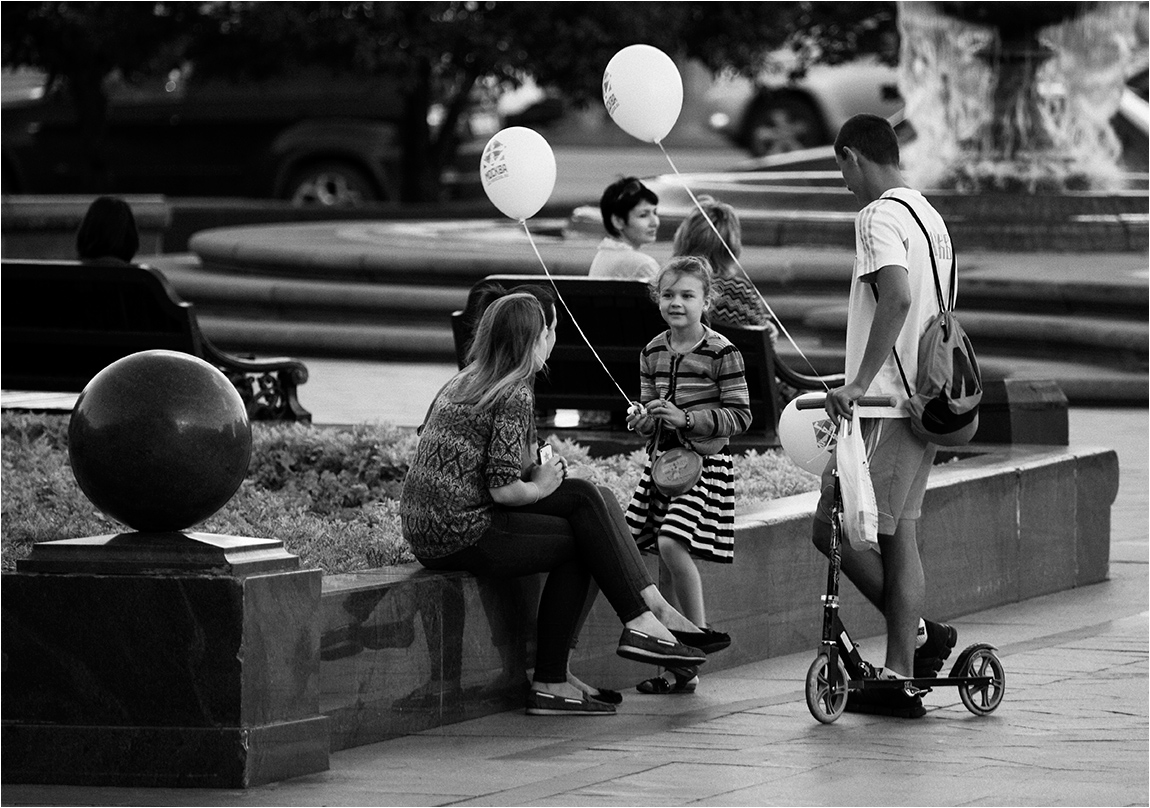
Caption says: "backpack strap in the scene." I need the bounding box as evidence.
[869,282,914,400]
[884,194,956,312]
[865,193,957,398]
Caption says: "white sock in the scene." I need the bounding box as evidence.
[915,618,927,649]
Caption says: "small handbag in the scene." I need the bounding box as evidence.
[649,416,726,497]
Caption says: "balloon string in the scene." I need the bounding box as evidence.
[519,219,635,407]
[655,141,830,389]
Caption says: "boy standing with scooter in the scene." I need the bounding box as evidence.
[810,114,958,718]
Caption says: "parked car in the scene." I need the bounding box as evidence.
[704,55,902,157]
[2,65,459,207]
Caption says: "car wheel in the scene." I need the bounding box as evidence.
[287,161,376,207]
[745,95,826,157]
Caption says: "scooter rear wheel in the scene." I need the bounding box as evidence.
[806,652,850,723]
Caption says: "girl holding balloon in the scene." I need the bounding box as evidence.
[625,256,751,694]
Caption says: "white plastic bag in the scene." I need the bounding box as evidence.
[836,409,879,551]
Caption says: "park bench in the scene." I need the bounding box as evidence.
[451,275,844,442]
[1,259,312,422]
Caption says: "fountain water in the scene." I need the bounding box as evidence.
[899,1,1149,192]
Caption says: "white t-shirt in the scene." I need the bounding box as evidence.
[846,187,954,419]
[588,237,659,281]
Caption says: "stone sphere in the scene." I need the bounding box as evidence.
[68,350,252,532]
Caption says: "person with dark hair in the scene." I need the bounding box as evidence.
[812,112,958,718]
[75,196,140,264]
[589,176,660,281]
[402,293,725,716]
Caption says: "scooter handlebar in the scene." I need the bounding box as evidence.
[795,395,897,411]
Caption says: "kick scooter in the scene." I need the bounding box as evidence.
[797,395,1006,724]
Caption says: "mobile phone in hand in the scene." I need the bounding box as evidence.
[538,444,553,464]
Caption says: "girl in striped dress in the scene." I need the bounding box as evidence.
[625,256,753,694]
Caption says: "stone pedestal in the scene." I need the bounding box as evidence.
[1,532,328,788]
[975,378,1069,445]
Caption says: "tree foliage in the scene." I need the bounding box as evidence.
[2,1,896,203]
[2,2,193,175]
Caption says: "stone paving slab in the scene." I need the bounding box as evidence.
[6,595,1144,807]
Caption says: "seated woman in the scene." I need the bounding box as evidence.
[401,293,725,716]
[671,195,778,344]
[76,196,140,265]
[588,176,660,281]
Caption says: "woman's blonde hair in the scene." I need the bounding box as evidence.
[453,293,547,411]
[671,195,741,277]
[653,255,714,304]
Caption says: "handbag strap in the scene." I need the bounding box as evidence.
[648,417,663,465]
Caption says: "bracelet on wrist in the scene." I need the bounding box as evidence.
[684,411,693,432]
[530,482,541,504]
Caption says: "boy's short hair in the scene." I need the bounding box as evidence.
[834,113,900,167]
[599,176,658,237]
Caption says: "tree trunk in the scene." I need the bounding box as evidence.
[398,62,441,204]
[67,71,111,188]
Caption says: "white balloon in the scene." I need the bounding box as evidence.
[603,44,683,143]
[778,394,838,476]
[479,126,557,220]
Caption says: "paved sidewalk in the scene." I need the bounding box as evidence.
[4,397,1145,807]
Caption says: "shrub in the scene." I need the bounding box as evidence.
[2,413,817,574]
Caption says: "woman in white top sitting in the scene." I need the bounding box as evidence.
[588,176,660,281]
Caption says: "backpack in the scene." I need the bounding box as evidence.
[883,196,982,446]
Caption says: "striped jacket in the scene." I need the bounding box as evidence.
[638,327,752,441]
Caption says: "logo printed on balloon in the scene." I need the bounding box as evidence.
[603,73,618,117]
[814,418,837,451]
[481,138,510,184]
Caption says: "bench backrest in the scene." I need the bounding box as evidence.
[1,259,204,392]
[452,275,781,438]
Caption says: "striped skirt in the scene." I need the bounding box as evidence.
[625,450,736,564]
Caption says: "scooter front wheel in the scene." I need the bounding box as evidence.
[806,652,850,723]
[953,644,1005,715]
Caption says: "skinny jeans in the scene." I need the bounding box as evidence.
[419,478,652,683]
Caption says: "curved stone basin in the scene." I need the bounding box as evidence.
[569,173,1149,251]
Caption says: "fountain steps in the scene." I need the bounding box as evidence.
[617,184,1150,253]
[151,249,1148,404]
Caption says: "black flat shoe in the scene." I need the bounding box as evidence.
[588,687,623,704]
[616,628,707,667]
[636,668,699,694]
[525,690,616,716]
[671,626,731,654]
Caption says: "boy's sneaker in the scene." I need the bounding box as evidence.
[845,683,927,719]
[914,620,958,678]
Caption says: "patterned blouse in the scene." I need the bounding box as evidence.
[711,274,770,328]
[639,327,753,442]
[400,375,533,560]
